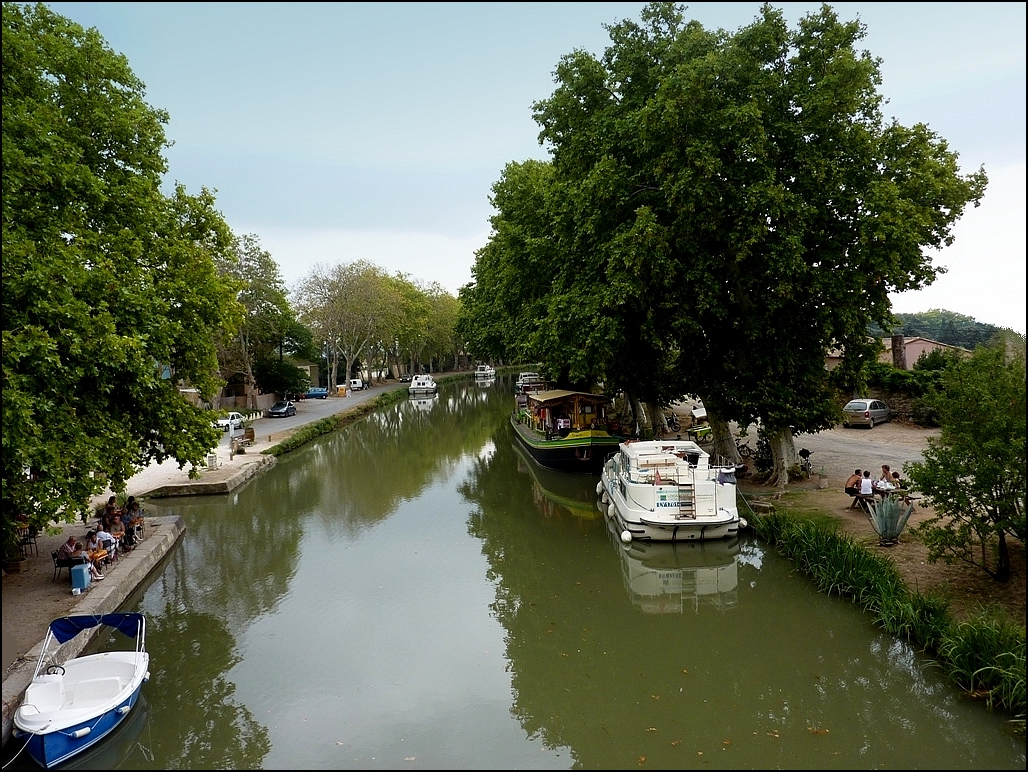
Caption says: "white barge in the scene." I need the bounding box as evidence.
[598,439,744,542]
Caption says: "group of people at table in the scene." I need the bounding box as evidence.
[844,464,912,507]
[56,496,144,581]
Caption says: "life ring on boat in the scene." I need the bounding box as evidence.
[575,448,592,462]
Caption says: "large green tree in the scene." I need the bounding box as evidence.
[2,3,239,554]
[905,341,1026,582]
[464,3,986,483]
[293,261,399,392]
[215,233,302,405]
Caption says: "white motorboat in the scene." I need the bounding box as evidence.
[408,374,438,395]
[598,439,745,542]
[474,364,496,378]
[12,613,150,769]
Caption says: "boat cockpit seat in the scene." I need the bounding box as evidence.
[68,676,123,706]
[24,675,65,713]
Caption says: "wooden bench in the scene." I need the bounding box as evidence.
[850,494,876,512]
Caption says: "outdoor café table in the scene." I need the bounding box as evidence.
[86,548,108,570]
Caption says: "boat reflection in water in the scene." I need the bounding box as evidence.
[512,440,602,521]
[604,514,740,614]
[409,393,439,412]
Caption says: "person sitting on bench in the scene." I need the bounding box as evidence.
[844,469,862,497]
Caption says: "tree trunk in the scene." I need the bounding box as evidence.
[767,428,798,489]
[628,394,648,438]
[329,350,340,395]
[706,408,739,465]
[645,401,665,438]
[996,532,1010,581]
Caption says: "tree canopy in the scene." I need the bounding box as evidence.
[459,2,986,482]
[2,2,240,553]
[905,340,1026,582]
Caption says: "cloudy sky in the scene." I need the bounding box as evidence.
[49,2,1026,333]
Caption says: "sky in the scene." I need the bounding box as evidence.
[48,2,1026,333]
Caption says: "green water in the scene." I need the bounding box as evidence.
[9,377,1022,769]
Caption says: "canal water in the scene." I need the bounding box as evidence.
[11,377,1025,769]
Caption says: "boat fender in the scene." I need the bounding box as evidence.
[595,481,604,496]
[739,517,749,530]
[620,530,632,544]
[608,502,617,519]
[70,727,91,739]
[117,705,132,715]
[601,492,609,504]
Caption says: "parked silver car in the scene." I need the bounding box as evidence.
[268,400,296,418]
[843,398,891,428]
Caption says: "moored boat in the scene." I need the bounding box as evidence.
[12,613,150,769]
[598,439,745,542]
[515,371,548,393]
[474,364,495,378]
[408,374,438,395]
[510,388,622,474]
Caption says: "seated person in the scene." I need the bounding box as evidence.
[859,470,874,497]
[108,516,126,546]
[123,500,144,539]
[95,524,116,560]
[103,495,122,521]
[84,530,101,554]
[71,541,105,580]
[891,471,912,503]
[57,534,80,561]
[117,511,136,549]
[83,531,108,568]
[874,474,896,496]
[844,469,862,496]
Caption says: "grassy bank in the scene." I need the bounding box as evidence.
[751,509,1025,725]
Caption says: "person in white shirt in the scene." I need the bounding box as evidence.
[859,471,874,496]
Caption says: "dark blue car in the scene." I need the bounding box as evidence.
[305,387,329,399]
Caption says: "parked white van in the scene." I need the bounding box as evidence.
[349,378,366,392]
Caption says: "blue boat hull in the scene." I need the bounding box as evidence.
[21,686,143,769]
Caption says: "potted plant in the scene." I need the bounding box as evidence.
[4,524,29,572]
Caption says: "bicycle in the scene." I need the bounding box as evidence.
[664,412,681,433]
[735,438,753,458]
[798,448,813,478]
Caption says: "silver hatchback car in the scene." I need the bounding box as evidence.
[843,398,891,428]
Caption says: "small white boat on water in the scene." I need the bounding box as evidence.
[598,439,745,542]
[408,374,438,395]
[474,364,496,378]
[13,613,150,769]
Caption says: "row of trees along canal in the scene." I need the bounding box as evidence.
[456,3,987,486]
[1,3,464,561]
